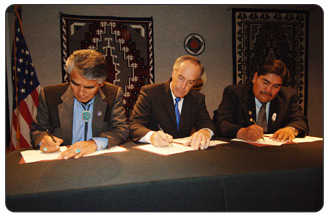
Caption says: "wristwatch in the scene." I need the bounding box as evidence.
[287,126,298,137]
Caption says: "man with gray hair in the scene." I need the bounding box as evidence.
[31,49,128,159]
[129,55,215,150]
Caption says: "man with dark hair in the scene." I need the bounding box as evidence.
[129,55,215,150]
[31,49,128,159]
[214,59,308,142]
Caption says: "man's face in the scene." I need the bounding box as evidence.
[171,60,201,98]
[70,68,104,103]
[252,72,283,103]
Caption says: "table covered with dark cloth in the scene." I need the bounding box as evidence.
[6,140,323,212]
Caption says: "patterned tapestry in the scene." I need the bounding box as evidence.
[60,14,154,119]
[232,9,308,114]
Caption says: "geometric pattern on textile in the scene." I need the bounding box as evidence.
[232,8,308,114]
[60,14,154,119]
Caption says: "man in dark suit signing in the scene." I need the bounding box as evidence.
[31,49,128,159]
[129,55,216,150]
[214,59,309,142]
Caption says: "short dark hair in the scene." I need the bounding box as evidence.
[258,59,289,84]
[65,49,107,84]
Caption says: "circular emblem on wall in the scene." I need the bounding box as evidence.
[184,33,205,56]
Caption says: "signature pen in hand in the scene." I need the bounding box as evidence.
[250,118,265,141]
[46,129,56,142]
[157,124,173,146]
[46,129,59,147]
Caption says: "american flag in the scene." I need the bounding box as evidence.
[10,5,41,150]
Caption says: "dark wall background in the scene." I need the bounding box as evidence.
[5,4,323,137]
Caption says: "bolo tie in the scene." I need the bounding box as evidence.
[81,103,92,141]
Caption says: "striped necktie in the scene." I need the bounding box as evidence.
[257,102,267,133]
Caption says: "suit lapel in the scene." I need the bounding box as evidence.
[243,83,256,126]
[162,80,177,129]
[179,92,195,131]
[268,95,282,132]
[58,86,74,144]
[92,90,107,136]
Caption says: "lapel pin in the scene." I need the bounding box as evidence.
[97,111,102,117]
[272,113,277,122]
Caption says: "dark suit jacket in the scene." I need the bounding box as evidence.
[214,82,309,139]
[129,79,216,142]
[30,82,129,148]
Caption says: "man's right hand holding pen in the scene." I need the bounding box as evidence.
[150,130,173,147]
[236,125,265,142]
[40,131,63,153]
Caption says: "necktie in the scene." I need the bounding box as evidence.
[257,102,267,132]
[174,97,181,130]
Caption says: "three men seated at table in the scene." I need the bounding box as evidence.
[31,50,308,158]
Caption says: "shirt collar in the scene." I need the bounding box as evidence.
[74,97,95,107]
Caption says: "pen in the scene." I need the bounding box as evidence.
[157,124,173,146]
[46,129,57,143]
[250,119,265,141]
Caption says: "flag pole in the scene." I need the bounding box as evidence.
[13,5,21,149]
[13,5,26,149]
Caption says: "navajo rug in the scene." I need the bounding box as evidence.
[232,9,308,114]
[60,14,154,119]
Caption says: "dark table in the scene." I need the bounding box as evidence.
[6,140,323,211]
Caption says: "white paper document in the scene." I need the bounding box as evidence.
[231,134,323,146]
[292,136,323,143]
[20,146,127,164]
[135,143,194,156]
[172,137,229,146]
[135,137,229,156]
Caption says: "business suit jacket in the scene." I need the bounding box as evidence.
[129,79,216,142]
[30,82,129,148]
[214,82,309,138]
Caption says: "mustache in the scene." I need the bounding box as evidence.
[260,91,272,97]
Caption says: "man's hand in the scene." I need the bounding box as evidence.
[58,140,97,160]
[150,131,173,147]
[271,127,295,142]
[40,135,63,153]
[237,125,264,142]
[184,129,211,150]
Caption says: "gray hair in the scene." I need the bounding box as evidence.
[173,55,204,78]
[65,49,107,84]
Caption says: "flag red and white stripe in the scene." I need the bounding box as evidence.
[10,5,41,151]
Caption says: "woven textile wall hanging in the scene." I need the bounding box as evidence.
[60,13,154,119]
[232,8,308,114]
